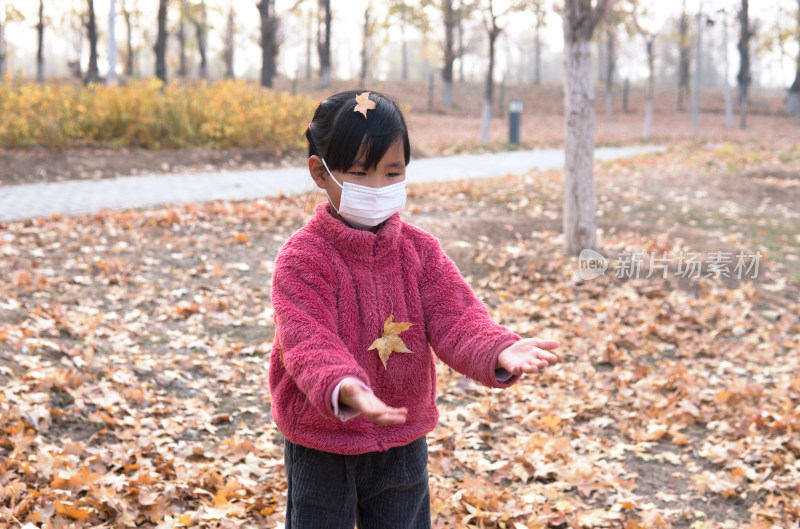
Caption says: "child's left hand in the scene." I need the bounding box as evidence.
[497,338,560,376]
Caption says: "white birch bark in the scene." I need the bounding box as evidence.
[563,39,599,254]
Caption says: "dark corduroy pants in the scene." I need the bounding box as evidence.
[283,436,431,529]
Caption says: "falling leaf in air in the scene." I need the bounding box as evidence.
[369,315,414,369]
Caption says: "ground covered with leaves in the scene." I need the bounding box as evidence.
[1,141,799,528]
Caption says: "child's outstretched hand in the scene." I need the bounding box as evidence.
[497,338,560,376]
[339,380,408,426]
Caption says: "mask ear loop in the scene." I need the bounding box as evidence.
[320,157,343,213]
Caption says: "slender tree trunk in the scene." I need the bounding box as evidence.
[360,3,370,85]
[122,0,133,76]
[317,0,332,88]
[194,1,208,80]
[401,23,408,81]
[457,3,465,82]
[258,0,276,88]
[224,1,235,79]
[562,0,608,255]
[442,0,456,108]
[677,0,690,112]
[178,0,187,77]
[86,0,100,84]
[790,0,800,122]
[0,17,5,77]
[480,27,498,144]
[692,10,702,130]
[108,0,118,84]
[534,8,542,84]
[737,0,751,130]
[643,37,655,139]
[154,0,167,83]
[722,9,734,129]
[305,11,312,80]
[605,27,615,121]
[36,0,45,83]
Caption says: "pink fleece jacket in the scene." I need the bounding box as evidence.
[268,203,521,455]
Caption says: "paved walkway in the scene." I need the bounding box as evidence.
[0,146,664,222]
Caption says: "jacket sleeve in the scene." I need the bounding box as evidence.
[272,242,370,420]
[419,234,521,389]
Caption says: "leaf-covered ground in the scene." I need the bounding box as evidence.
[1,141,799,528]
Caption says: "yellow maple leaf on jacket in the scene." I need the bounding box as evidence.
[369,315,414,369]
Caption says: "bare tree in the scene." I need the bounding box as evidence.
[178,0,188,77]
[318,0,332,88]
[108,0,118,84]
[36,0,45,83]
[791,0,800,122]
[479,0,502,144]
[630,0,656,139]
[532,1,546,84]
[155,0,167,83]
[257,0,278,87]
[562,0,611,255]
[388,0,432,81]
[359,3,373,84]
[737,0,752,129]
[190,0,209,79]
[224,0,235,79]
[677,0,690,112]
[86,0,100,84]
[121,0,137,76]
[442,0,457,107]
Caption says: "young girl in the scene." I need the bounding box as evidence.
[269,89,559,528]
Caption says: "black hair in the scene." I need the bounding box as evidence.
[306,89,411,172]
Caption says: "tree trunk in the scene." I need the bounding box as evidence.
[788,0,800,121]
[224,2,235,79]
[317,0,332,88]
[722,10,734,129]
[360,3,370,84]
[108,0,118,84]
[677,0,690,112]
[604,27,614,121]
[442,0,456,108]
[258,0,276,88]
[86,0,100,84]
[194,1,208,80]
[154,0,167,83]
[692,10,702,130]
[305,11,312,80]
[643,37,655,139]
[480,7,500,145]
[480,30,498,144]
[534,8,542,84]
[122,0,134,76]
[0,17,5,77]
[178,0,187,77]
[737,0,750,130]
[401,23,408,81]
[37,0,45,83]
[562,0,608,255]
[457,3,465,82]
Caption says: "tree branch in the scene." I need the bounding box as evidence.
[590,0,612,34]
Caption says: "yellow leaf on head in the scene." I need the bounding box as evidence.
[354,92,377,119]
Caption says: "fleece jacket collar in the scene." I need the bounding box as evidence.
[308,202,402,263]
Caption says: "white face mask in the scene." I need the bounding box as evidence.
[321,158,407,230]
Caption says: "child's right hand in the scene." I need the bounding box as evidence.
[339,380,408,425]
